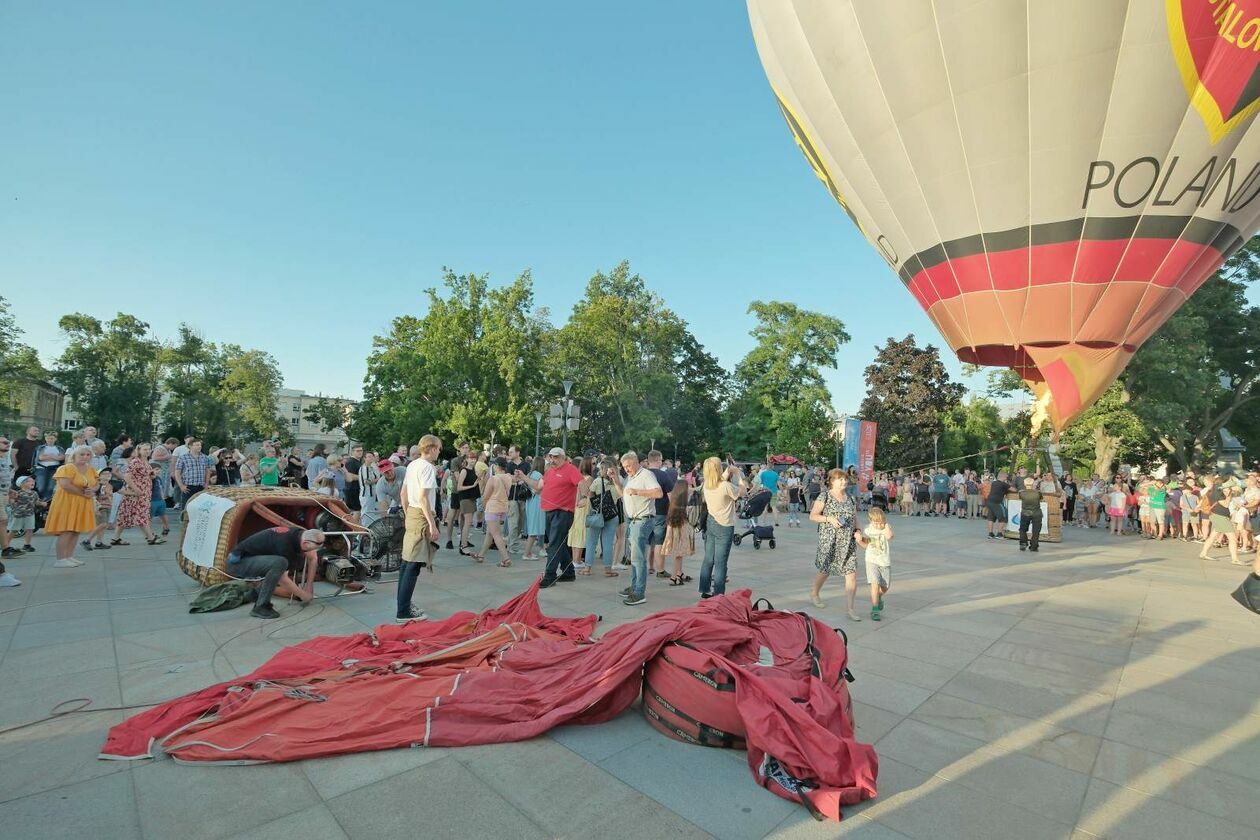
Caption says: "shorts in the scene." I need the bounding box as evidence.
[1210,513,1233,534]
[401,506,437,565]
[986,501,1004,522]
[866,562,891,589]
[650,514,668,547]
[1138,505,1150,519]
[8,514,34,533]
[485,511,506,523]
[150,498,167,517]
[459,498,476,515]
[930,492,946,505]
[1150,508,1166,525]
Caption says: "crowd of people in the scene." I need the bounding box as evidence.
[3,422,1257,620]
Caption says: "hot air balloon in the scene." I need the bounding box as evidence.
[748,0,1260,432]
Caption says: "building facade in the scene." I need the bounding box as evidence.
[1,379,65,438]
[277,388,356,454]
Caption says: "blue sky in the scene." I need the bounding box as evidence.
[0,1,981,414]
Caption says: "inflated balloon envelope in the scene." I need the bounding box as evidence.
[748,0,1260,432]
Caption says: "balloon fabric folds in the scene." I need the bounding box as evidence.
[748,0,1260,431]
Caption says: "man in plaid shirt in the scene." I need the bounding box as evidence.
[174,438,209,501]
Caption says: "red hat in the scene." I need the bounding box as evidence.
[379,459,395,472]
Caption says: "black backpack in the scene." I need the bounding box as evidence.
[591,481,618,521]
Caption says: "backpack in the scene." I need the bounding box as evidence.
[591,479,618,521]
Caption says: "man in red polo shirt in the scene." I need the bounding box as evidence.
[539,447,583,587]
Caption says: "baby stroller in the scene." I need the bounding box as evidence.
[733,488,776,549]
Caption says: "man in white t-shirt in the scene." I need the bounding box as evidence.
[619,451,662,607]
[396,434,441,623]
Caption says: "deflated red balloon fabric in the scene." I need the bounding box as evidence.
[101,583,878,821]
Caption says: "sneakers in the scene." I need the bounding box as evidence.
[251,604,281,619]
[809,593,825,608]
[395,605,427,623]
[0,572,21,587]
[619,586,632,596]
[0,547,21,559]
[445,540,454,550]
[556,572,577,583]
[622,593,646,606]
[539,577,557,589]
[21,545,34,552]
[53,558,83,568]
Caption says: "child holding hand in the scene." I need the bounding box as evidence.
[860,507,894,621]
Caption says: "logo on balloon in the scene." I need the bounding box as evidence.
[1168,0,1260,143]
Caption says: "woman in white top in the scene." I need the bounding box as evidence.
[699,457,741,598]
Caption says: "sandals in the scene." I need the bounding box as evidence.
[161,528,170,536]
[146,537,166,545]
[577,567,592,576]
[94,542,110,549]
[497,559,512,568]
[81,540,94,551]
[668,574,685,586]
[603,569,620,577]
[110,539,130,546]
[655,570,670,578]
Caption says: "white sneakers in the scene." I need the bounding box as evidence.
[0,572,20,587]
[53,558,84,568]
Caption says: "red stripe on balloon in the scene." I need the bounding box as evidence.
[906,237,1224,310]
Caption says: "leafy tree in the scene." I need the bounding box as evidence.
[551,261,727,455]
[941,396,1007,472]
[1123,236,1260,469]
[353,269,551,453]
[1056,382,1156,476]
[218,346,285,442]
[0,296,47,432]
[55,313,163,441]
[860,335,965,471]
[303,396,352,437]
[723,301,848,461]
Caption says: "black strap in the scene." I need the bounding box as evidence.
[659,646,736,692]
[642,680,745,748]
[752,597,775,611]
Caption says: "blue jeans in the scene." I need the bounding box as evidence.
[34,466,56,501]
[700,521,734,596]
[543,509,574,581]
[627,518,652,597]
[585,513,615,567]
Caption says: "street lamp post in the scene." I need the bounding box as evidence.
[534,411,542,457]
[489,429,496,455]
[562,380,573,452]
[933,434,939,469]
[549,380,580,453]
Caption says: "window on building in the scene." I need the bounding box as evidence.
[292,403,301,412]
[63,419,81,431]
[290,418,300,426]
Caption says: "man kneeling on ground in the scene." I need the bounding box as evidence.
[228,526,325,619]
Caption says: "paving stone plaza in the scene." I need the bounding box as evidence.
[0,515,1256,839]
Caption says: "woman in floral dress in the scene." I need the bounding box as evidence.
[809,468,864,620]
[113,443,166,546]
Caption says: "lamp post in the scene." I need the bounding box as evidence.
[549,380,580,452]
[933,434,939,469]
[534,412,542,458]
[489,429,496,455]
[831,413,846,469]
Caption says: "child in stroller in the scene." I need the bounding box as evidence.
[733,486,776,549]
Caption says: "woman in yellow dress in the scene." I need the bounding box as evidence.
[45,446,98,568]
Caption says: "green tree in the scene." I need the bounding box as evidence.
[941,396,1007,471]
[218,346,285,443]
[860,335,965,470]
[353,269,551,452]
[551,261,727,455]
[723,301,848,462]
[0,296,47,433]
[1056,382,1155,476]
[55,313,163,441]
[1123,237,1260,469]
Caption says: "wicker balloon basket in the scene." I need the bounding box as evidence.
[176,486,363,586]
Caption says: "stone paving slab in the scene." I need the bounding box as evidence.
[0,513,1257,838]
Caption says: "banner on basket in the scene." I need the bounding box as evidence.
[183,493,237,568]
[1005,499,1049,535]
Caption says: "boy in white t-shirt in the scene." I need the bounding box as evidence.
[859,507,894,621]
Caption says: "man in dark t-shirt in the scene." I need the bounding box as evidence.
[228,526,326,619]
[646,450,676,575]
[1017,478,1043,552]
[986,471,1011,539]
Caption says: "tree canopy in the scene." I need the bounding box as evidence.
[859,335,965,471]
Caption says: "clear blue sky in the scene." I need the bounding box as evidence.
[0,1,980,414]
